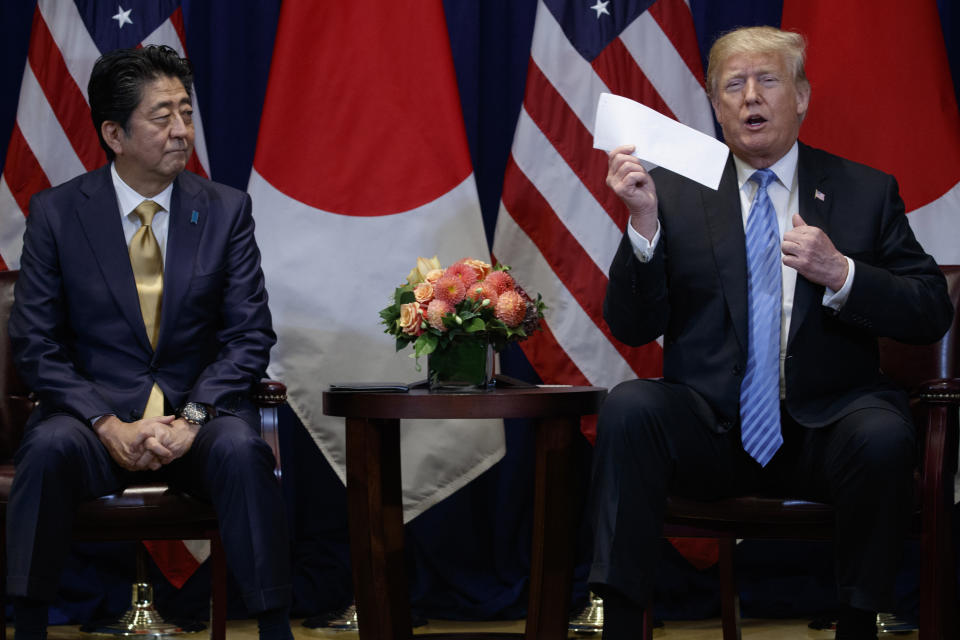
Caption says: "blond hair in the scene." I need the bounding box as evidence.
[706,26,809,99]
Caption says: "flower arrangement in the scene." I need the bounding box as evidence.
[380,256,545,364]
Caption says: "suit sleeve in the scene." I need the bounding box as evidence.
[186,192,276,412]
[9,192,114,421]
[836,174,953,344]
[603,230,670,347]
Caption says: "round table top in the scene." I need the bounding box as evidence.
[323,384,606,420]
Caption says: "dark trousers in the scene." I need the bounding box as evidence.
[6,413,292,614]
[588,379,915,612]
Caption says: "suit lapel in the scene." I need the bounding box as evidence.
[75,167,153,352]
[787,142,832,346]
[704,157,749,354]
[157,172,204,351]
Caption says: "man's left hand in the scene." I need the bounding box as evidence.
[782,214,849,291]
[143,418,199,463]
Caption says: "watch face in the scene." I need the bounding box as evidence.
[182,402,209,424]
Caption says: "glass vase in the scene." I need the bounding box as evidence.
[427,336,494,392]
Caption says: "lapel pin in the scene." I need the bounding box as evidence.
[814,189,825,202]
[190,210,199,224]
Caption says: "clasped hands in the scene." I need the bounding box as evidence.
[94,414,199,471]
[606,145,848,291]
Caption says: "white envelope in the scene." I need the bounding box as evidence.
[593,92,729,190]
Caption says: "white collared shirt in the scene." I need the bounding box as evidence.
[110,163,173,265]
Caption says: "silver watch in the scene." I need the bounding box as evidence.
[178,401,212,426]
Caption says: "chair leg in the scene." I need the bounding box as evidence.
[718,538,741,640]
[641,603,655,640]
[1,517,6,640]
[210,532,227,640]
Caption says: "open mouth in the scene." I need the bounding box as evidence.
[745,115,767,127]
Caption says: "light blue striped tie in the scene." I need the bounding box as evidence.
[739,168,783,467]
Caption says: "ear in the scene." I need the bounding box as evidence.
[100,121,125,157]
[795,83,811,120]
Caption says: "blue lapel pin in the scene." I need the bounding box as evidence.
[190,210,199,224]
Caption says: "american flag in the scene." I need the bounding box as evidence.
[0,0,211,588]
[492,0,714,433]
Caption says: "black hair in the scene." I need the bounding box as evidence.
[88,45,194,161]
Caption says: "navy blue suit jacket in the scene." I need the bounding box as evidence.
[604,142,954,431]
[9,165,276,429]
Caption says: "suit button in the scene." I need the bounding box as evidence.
[130,409,143,420]
[733,364,744,376]
[718,420,733,430]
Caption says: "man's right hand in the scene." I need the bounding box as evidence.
[93,415,175,471]
[606,144,658,241]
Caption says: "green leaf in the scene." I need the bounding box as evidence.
[414,332,439,357]
[463,317,485,333]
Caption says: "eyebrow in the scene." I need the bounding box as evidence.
[146,97,192,113]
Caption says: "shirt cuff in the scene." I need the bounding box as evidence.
[822,257,855,311]
[627,220,661,263]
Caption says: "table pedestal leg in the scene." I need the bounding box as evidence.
[525,416,581,640]
[346,417,411,640]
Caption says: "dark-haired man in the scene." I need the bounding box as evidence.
[7,45,293,640]
[589,26,953,640]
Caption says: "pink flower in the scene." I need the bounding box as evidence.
[434,273,467,304]
[445,262,479,288]
[495,290,526,327]
[426,299,455,331]
[466,280,499,306]
[413,282,434,304]
[485,270,515,295]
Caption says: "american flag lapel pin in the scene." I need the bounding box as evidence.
[814,189,825,202]
[190,210,199,224]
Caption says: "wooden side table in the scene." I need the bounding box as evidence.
[323,385,606,640]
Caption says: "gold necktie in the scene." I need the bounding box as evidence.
[130,200,165,418]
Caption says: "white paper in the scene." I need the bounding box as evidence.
[593,92,729,190]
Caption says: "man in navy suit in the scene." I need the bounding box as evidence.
[589,26,953,640]
[6,46,293,640]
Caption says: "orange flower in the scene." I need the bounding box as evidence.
[426,299,455,331]
[434,273,467,304]
[459,258,492,281]
[425,269,443,284]
[466,280,499,306]
[413,282,434,304]
[495,290,526,327]
[485,270,515,295]
[398,302,423,336]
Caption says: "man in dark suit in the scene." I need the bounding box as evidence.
[589,26,954,640]
[6,46,293,640]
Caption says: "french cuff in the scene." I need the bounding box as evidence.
[627,220,661,263]
[822,257,855,311]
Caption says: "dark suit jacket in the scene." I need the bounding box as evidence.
[604,142,954,431]
[9,165,276,429]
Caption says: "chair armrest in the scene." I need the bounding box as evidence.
[913,377,959,525]
[252,379,286,483]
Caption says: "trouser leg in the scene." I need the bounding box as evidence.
[788,407,915,612]
[171,415,292,615]
[6,414,123,600]
[587,379,747,605]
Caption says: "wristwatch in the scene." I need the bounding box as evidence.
[178,402,213,426]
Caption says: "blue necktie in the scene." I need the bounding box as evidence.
[739,168,783,467]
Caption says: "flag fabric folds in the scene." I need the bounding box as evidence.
[492,0,715,437]
[0,0,211,589]
[248,0,503,520]
[781,0,960,265]
[490,0,719,568]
